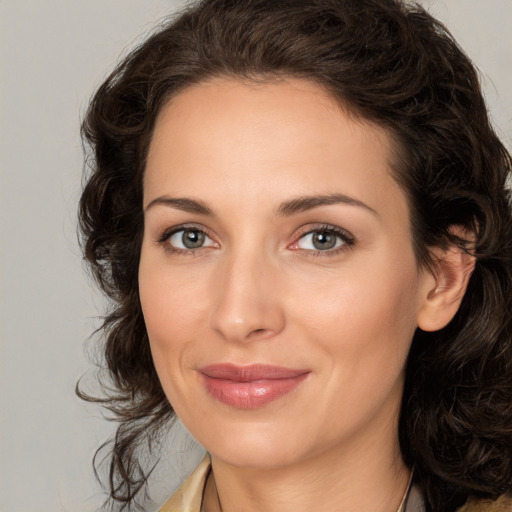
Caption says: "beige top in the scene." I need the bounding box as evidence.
[159,456,211,512]
[158,456,512,511]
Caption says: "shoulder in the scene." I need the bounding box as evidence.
[456,494,512,512]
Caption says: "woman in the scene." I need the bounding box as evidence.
[78,0,512,511]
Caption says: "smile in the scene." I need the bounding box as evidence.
[198,364,311,409]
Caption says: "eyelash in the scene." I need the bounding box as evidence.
[157,224,218,255]
[157,223,355,256]
[291,224,355,257]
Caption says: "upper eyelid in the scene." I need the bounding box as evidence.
[157,223,215,242]
[294,224,354,241]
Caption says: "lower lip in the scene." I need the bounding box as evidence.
[200,373,309,409]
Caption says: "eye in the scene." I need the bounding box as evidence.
[293,227,353,252]
[164,227,217,251]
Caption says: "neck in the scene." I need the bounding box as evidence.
[203,419,410,512]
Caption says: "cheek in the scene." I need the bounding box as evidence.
[289,258,421,381]
[139,266,202,413]
[138,254,208,371]
[294,256,419,332]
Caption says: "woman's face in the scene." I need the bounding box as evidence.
[139,77,435,469]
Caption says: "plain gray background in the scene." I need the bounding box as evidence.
[0,1,510,511]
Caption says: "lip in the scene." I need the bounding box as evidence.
[198,364,311,409]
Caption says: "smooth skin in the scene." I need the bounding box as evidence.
[139,77,473,512]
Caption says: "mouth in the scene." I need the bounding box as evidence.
[198,364,311,409]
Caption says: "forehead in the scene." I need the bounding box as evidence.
[144,77,408,223]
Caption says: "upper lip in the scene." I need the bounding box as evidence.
[199,364,310,382]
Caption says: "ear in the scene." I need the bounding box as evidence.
[417,232,476,332]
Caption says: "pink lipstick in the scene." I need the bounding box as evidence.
[198,364,310,409]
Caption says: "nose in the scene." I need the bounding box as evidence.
[208,249,286,343]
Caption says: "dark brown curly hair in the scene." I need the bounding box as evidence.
[78,0,512,510]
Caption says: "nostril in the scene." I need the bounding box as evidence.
[247,328,271,339]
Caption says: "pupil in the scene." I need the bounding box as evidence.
[313,231,335,250]
[183,229,205,249]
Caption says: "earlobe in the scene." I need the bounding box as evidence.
[417,242,476,332]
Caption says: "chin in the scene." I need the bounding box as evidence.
[185,415,307,469]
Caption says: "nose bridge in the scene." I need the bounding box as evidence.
[209,243,284,342]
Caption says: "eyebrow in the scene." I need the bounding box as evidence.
[144,196,213,215]
[144,192,377,217]
[277,193,378,217]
